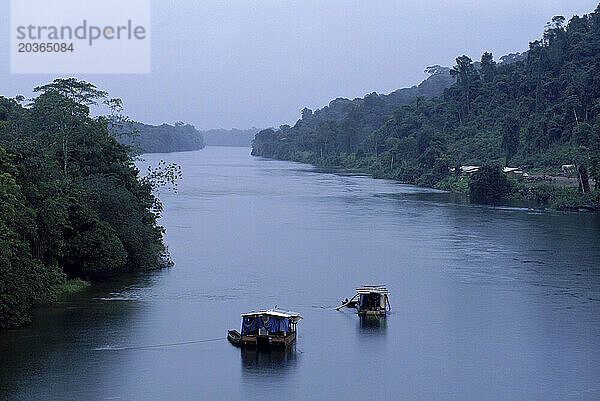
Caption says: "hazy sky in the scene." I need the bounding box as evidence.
[1,0,598,129]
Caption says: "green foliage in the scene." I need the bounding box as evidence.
[434,175,470,193]
[252,5,600,208]
[0,78,171,328]
[450,55,480,117]
[469,165,511,204]
[140,160,183,196]
[34,78,108,105]
[57,278,91,295]
[524,182,599,209]
[0,147,64,328]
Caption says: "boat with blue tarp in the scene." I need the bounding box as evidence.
[336,285,391,316]
[227,308,302,348]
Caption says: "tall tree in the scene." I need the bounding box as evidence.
[32,79,107,179]
[450,55,479,117]
[502,116,520,164]
[480,52,496,81]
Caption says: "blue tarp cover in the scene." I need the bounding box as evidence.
[242,316,261,335]
[241,315,289,335]
[264,317,289,333]
[279,318,290,332]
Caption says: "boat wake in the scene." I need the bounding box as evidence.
[92,338,225,351]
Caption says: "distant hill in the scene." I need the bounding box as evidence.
[116,122,205,153]
[294,66,456,132]
[202,128,259,147]
[252,66,456,160]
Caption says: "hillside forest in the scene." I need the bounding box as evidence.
[252,6,600,208]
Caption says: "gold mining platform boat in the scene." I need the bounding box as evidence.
[337,285,391,316]
[227,308,302,348]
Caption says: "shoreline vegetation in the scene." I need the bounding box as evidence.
[56,278,91,296]
[251,6,600,211]
[0,79,176,329]
[115,121,206,154]
[270,153,599,211]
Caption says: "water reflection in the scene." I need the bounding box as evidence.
[357,316,387,336]
[240,346,298,376]
[0,273,155,401]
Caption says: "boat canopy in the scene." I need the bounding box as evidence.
[240,308,302,322]
[356,285,389,295]
[240,308,302,335]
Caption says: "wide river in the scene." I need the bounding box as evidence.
[1,146,599,400]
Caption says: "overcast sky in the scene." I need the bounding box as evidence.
[1,0,598,129]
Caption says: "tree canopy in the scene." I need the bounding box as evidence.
[0,79,171,328]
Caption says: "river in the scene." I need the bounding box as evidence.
[1,146,599,400]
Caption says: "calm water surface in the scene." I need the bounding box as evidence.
[1,146,599,400]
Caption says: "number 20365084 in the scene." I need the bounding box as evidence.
[18,43,74,52]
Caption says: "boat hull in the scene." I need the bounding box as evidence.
[357,308,387,317]
[227,330,296,348]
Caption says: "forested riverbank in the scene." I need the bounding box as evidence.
[115,121,205,154]
[252,5,600,209]
[114,121,259,153]
[0,79,173,328]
